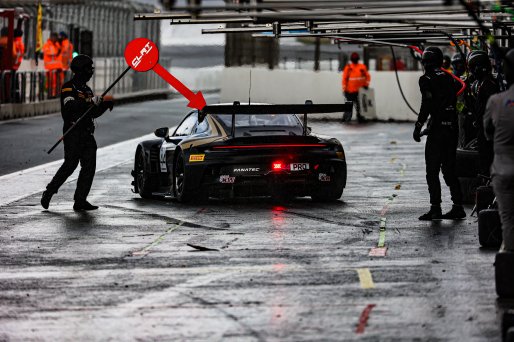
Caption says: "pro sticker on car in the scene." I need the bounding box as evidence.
[189,154,205,162]
[290,163,309,171]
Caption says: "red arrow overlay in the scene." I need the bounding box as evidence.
[124,38,206,110]
[152,63,206,110]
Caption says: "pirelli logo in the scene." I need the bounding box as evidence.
[189,154,205,162]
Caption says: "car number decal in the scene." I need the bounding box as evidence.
[189,154,205,162]
[159,144,167,172]
[220,175,235,184]
[319,173,331,182]
[290,163,309,171]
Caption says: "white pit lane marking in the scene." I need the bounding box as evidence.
[0,133,154,207]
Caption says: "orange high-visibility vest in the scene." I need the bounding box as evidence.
[0,36,16,70]
[60,39,73,70]
[42,39,62,70]
[342,62,370,93]
[13,37,24,70]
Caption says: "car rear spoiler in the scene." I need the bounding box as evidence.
[199,100,353,136]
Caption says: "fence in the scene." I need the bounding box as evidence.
[0,57,171,105]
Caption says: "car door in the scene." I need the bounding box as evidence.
[163,111,200,174]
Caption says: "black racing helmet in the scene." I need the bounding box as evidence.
[421,46,443,67]
[70,54,93,74]
[451,53,466,76]
[451,53,464,65]
[503,48,514,87]
[467,50,491,73]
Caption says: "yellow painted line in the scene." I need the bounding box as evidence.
[356,268,375,289]
[131,221,184,257]
[399,163,406,177]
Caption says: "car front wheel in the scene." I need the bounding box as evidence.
[135,149,156,199]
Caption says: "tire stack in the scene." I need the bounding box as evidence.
[456,147,481,204]
[476,185,502,249]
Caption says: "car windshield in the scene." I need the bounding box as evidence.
[215,114,301,127]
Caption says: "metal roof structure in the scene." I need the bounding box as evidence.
[133,0,514,48]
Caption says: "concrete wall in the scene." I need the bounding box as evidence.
[220,67,422,121]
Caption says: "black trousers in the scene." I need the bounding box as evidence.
[492,175,514,250]
[477,130,494,177]
[46,134,97,202]
[425,128,463,206]
[344,92,362,119]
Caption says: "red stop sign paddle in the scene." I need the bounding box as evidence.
[124,38,206,110]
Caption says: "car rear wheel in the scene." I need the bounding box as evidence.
[173,152,209,203]
[311,164,346,202]
[135,149,156,199]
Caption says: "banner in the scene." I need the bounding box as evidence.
[35,1,43,65]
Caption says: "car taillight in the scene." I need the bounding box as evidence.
[272,161,284,171]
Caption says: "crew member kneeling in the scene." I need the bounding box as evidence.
[413,47,466,221]
[41,55,113,211]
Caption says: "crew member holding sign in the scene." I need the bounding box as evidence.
[41,55,114,211]
[342,52,370,123]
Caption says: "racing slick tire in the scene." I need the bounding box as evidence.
[478,209,502,248]
[173,151,208,203]
[456,147,479,178]
[311,164,345,202]
[134,148,157,199]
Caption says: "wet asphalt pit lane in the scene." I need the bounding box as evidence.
[0,122,501,341]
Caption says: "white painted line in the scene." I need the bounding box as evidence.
[0,133,155,207]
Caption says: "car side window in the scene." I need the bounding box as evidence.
[194,117,209,135]
[174,112,198,136]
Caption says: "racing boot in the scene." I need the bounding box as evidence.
[40,191,54,210]
[357,114,368,123]
[419,206,442,221]
[73,200,99,211]
[442,205,466,220]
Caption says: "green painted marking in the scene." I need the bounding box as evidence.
[132,221,184,256]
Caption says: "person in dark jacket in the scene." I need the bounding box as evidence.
[41,55,113,210]
[468,50,499,177]
[413,47,466,221]
[483,49,514,252]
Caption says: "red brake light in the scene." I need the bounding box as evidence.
[272,161,284,171]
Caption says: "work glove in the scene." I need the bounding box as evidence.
[87,95,103,106]
[102,95,114,111]
[413,122,422,142]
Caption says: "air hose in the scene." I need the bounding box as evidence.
[390,46,419,116]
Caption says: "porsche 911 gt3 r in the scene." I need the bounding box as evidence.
[131,102,351,202]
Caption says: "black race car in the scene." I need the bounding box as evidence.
[131,101,351,202]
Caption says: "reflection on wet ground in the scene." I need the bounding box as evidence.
[0,122,500,341]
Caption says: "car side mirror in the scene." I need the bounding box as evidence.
[154,127,169,139]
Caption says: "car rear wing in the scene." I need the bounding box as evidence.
[200,100,353,136]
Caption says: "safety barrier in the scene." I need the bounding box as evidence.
[1,57,171,105]
[220,66,422,121]
[0,69,70,104]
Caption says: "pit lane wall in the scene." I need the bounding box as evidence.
[220,67,422,121]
